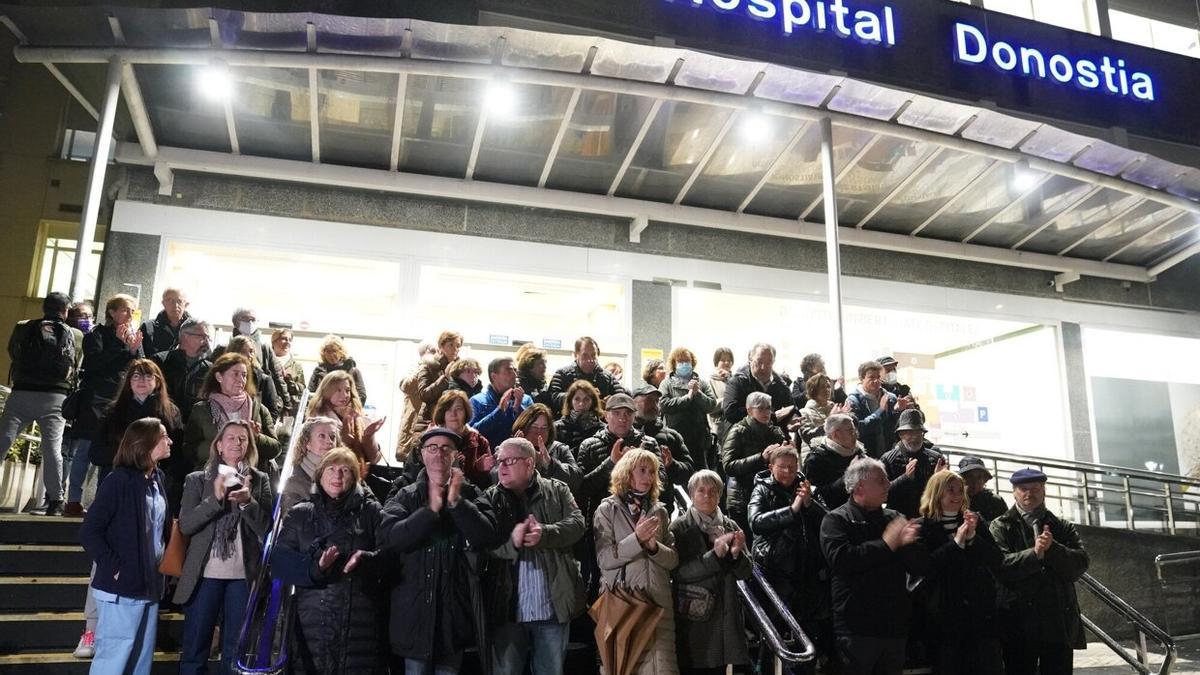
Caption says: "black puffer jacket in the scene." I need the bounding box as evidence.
[879,441,944,518]
[378,471,501,667]
[548,362,625,415]
[802,440,866,511]
[748,470,828,584]
[720,417,785,517]
[75,324,144,436]
[151,348,210,424]
[577,428,662,521]
[271,486,388,675]
[138,310,188,355]
[308,358,368,405]
[634,416,695,507]
[914,513,1003,642]
[720,365,792,426]
[554,411,604,452]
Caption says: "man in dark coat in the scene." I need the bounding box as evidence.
[803,414,866,511]
[720,343,794,427]
[720,391,787,534]
[378,427,502,674]
[821,457,929,675]
[990,468,1089,675]
[632,384,695,510]
[151,317,212,425]
[846,360,914,458]
[958,456,1008,522]
[547,336,625,415]
[138,287,190,354]
[879,409,946,518]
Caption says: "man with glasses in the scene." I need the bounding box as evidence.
[138,287,191,354]
[991,468,1089,675]
[471,357,534,449]
[151,317,213,424]
[483,438,584,675]
[380,426,502,675]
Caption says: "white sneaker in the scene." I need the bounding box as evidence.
[73,630,95,659]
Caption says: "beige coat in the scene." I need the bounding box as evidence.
[594,495,680,675]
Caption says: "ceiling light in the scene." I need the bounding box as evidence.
[1012,159,1039,191]
[485,82,517,118]
[197,65,232,101]
[738,112,771,145]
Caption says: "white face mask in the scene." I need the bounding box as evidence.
[237,320,257,336]
[884,371,898,385]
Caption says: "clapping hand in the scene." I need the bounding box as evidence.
[1033,524,1054,559]
[522,515,542,548]
[634,514,660,552]
[227,472,252,505]
[661,446,673,468]
[729,530,746,558]
[935,456,949,473]
[905,458,918,477]
[446,468,464,507]
[791,480,812,512]
[609,438,626,464]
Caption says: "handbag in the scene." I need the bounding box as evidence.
[675,582,716,622]
[158,518,189,577]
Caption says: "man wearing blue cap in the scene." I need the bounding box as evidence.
[989,468,1089,675]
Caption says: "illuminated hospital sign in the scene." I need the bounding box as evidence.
[670,0,1156,103]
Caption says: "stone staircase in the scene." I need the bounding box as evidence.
[0,513,186,674]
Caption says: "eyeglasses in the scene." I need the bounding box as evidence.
[496,457,529,467]
[421,443,456,455]
[526,424,551,433]
[129,372,155,382]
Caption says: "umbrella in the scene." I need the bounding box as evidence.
[591,584,664,675]
[590,584,635,674]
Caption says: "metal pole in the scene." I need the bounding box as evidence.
[819,116,845,380]
[69,56,121,301]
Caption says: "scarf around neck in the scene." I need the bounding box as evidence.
[687,505,728,539]
[209,462,245,561]
[208,391,252,428]
[624,490,651,520]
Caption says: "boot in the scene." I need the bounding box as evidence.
[63,501,85,517]
[44,500,64,516]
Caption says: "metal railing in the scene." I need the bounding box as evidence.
[1154,550,1200,643]
[233,389,310,675]
[939,445,1200,535]
[1080,572,1177,675]
[672,485,815,669]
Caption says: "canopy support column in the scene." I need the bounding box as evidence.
[819,116,846,380]
[70,55,121,301]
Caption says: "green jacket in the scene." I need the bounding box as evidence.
[182,399,282,473]
[989,505,1089,648]
[484,475,586,625]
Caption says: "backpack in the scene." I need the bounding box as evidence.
[14,319,76,388]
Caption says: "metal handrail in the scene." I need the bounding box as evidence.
[672,485,815,666]
[1080,572,1177,675]
[1154,550,1200,642]
[939,445,1200,535]
[233,389,310,675]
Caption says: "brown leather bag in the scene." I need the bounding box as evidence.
[158,518,189,577]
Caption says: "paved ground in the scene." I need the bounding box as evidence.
[1077,640,1200,673]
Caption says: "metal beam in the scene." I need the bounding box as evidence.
[308,67,320,162]
[1149,239,1200,277]
[962,173,1053,243]
[1103,211,1190,262]
[19,47,1200,217]
[222,87,240,155]
[854,147,945,230]
[122,144,1155,283]
[674,110,740,205]
[118,61,158,158]
[44,64,100,120]
[464,99,490,181]
[819,117,846,379]
[608,98,663,196]
[736,121,809,214]
[799,134,881,221]
[388,73,408,171]
[538,86,581,188]
[71,56,122,300]
[1058,199,1146,256]
[909,161,1003,237]
[1010,185,1104,250]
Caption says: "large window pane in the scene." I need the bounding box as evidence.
[1111,9,1200,57]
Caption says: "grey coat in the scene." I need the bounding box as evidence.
[659,373,719,472]
[669,509,751,669]
[173,466,274,604]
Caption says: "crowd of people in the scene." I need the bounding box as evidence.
[0,289,1091,675]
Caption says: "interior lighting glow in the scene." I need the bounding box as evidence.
[197,65,232,101]
[485,82,517,118]
[1012,160,1039,191]
[738,112,771,145]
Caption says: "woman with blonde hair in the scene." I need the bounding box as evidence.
[914,470,1004,675]
[308,370,384,470]
[280,415,343,512]
[175,419,273,674]
[594,448,679,675]
[307,334,368,404]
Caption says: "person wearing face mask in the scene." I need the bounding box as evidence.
[225,307,292,415]
[720,343,795,429]
[176,419,273,675]
[446,357,484,398]
[280,415,343,513]
[548,336,626,416]
[378,427,502,675]
[876,356,912,399]
[182,353,281,474]
[308,334,368,405]
[803,414,867,511]
[139,287,191,355]
[274,448,390,674]
[553,380,605,452]
[914,471,1004,675]
[632,384,695,512]
[846,360,914,458]
[660,347,719,473]
[67,300,95,334]
[880,409,947,518]
[516,344,554,408]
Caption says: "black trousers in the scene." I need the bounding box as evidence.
[835,635,905,675]
[1001,638,1072,675]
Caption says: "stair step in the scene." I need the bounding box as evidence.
[0,650,188,674]
[0,515,84,545]
[0,612,184,654]
[0,577,90,612]
[0,545,89,576]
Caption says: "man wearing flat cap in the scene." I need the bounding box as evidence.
[990,468,1089,675]
[957,456,1008,522]
[879,409,946,517]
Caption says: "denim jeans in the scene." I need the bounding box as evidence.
[404,652,463,675]
[180,577,249,674]
[492,620,570,675]
[90,590,157,675]
[0,390,66,501]
[67,438,91,503]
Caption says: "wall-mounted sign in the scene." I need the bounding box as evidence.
[488,334,510,346]
[542,338,563,350]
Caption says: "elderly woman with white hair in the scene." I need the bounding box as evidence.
[669,469,751,675]
[720,390,788,534]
